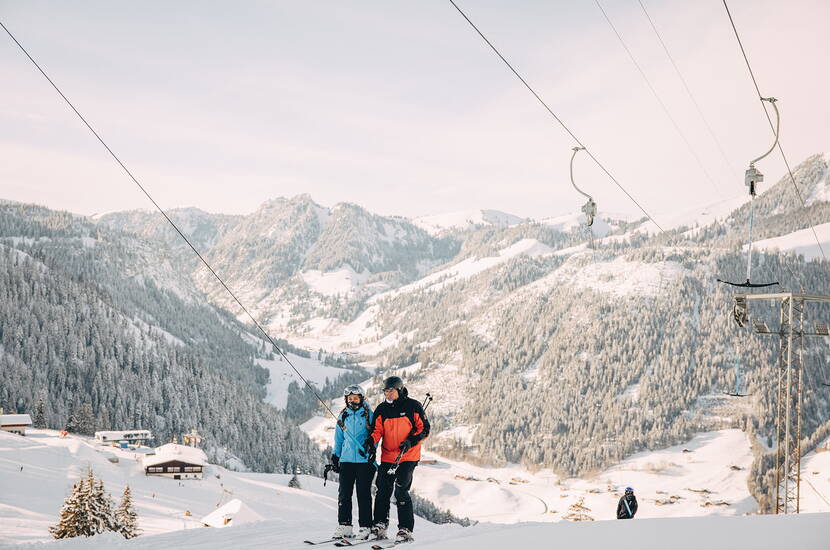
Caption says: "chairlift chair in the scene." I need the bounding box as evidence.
[569,146,598,249]
[717,97,781,289]
[723,359,749,397]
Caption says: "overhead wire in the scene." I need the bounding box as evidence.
[721,0,827,262]
[636,0,739,181]
[594,0,724,200]
[446,0,666,233]
[0,18,364,449]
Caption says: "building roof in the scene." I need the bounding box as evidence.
[0,414,32,426]
[95,430,152,440]
[201,499,263,528]
[142,443,207,468]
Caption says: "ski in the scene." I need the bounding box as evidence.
[304,538,344,546]
[371,540,413,549]
[333,539,382,548]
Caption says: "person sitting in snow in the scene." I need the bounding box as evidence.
[331,384,376,540]
[617,487,638,519]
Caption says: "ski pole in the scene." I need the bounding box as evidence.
[388,393,432,475]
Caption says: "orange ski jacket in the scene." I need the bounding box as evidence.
[370,396,430,463]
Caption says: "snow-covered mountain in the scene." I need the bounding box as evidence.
[8,153,830,518]
[412,209,526,235]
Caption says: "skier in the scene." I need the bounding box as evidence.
[616,487,638,519]
[365,376,430,544]
[331,384,376,541]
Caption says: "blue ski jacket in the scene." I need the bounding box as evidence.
[333,403,374,463]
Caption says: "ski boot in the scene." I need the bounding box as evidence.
[371,522,388,540]
[333,524,353,539]
[395,529,413,543]
[355,527,372,540]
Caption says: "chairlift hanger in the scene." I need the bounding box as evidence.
[723,357,749,397]
[717,97,780,289]
[569,146,598,248]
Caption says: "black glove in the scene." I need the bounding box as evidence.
[399,439,412,453]
[330,454,340,473]
[363,436,375,454]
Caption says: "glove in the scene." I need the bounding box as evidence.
[363,436,376,456]
[330,454,340,473]
[399,440,412,453]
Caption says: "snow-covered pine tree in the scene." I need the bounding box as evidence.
[75,404,96,436]
[34,398,47,429]
[65,414,78,434]
[561,497,594,522]
[87,473,117,535]
[115,486,140,539]
[49,481,86,539]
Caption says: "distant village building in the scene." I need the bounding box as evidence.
[0,414,32,436]
[94,430,153,447]
[143,443,206,480]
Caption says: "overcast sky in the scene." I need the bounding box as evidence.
[1,1,828,222]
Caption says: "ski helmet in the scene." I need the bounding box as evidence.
[625,487,634,494]
[344,384,365,409]
[382,376,407,398]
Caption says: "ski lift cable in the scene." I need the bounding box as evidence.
[636,0,739,181]
[0,19,362,448]
[721,0,827,262]
[446,0,666,234]
[594,0,725,200]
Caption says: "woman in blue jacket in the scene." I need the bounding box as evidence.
[331,384,376,540]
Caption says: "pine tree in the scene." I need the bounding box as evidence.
[33,398,47,429]
[88,475,117,534]
[50,469,117,539]
[75,403,96,436]
[114,486,140,539]
[49,481,86,539]
[561,497,594,522]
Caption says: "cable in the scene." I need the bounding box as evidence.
[0,18,362,447]
[636,0,738,181]
[594,0,724,199]
[721,0,827,261]
[446,0,666,233]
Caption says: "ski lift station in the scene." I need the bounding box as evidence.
[94,430,153,447]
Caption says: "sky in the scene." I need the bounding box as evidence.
[1,0,828,222]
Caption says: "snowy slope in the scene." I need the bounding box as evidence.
[303,410,759,524]
[0,430,342,545]
[412,209,525,235]
[749,221,830,262]
[5,512,829,550]
[259,351,350,409]
[5,431,829,550]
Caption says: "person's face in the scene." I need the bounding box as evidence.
[347,394,361,405]
[384,388,399,401]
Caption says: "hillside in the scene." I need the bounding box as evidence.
[2,430,829,549]
[0,203,352,474]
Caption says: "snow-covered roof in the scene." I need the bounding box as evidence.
[143,443,207,468]
[0,414,32,426]
[95,430,152,440]
[201,499,264,528]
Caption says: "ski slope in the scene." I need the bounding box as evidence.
[3,430,830,549]
[749,221,830,262]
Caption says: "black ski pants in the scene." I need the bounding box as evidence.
[338,462,375,527]
[374,461,417,531]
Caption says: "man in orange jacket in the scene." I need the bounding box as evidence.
[364,376,430,543]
